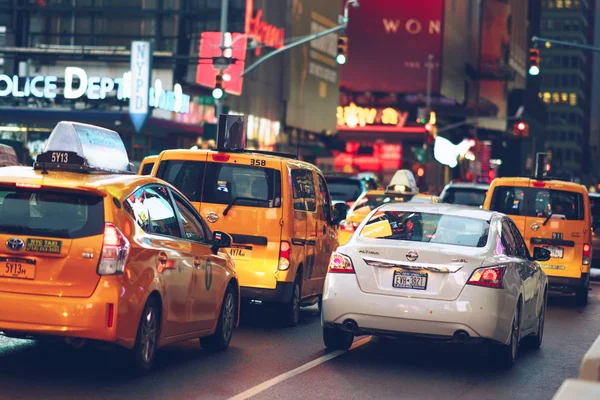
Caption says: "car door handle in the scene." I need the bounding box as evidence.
[193,257,202,268]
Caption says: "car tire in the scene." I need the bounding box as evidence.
[131,297,160,375]
[530,292,547,350]
[575,283,589,307]
[323,326,354,351]
[281,274,301,327]
[494,303,521,368]
[200,285,237,352]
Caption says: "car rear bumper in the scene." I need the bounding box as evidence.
[548,274,588,294]
[0,277,122,344]
[241,281,294,303]
[321,274,515,345]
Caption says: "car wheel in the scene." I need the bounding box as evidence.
[131,298,160,375]
[323,326,354,351]
[530,292,547,350]
[282,274,301,327]
[575,283,589,306]
[495,303,521,368]
[200,285,237,352]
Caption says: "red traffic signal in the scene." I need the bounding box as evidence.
[513,121,529,137]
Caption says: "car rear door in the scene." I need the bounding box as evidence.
[0,185,105,298]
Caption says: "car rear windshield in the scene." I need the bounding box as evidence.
[359,210,489,247]
[0,188,105,238]
[490,186,584,220]
[140,163,154,175]
[157,160,282,208]
[326,178,363,202]
[440,188,487,207]
[589,196,600,217]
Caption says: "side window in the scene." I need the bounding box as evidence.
[124,186,181,237]
[172,193,206,242]
[508,221,530,259]
[156,160,205,202]
[501,220,518,256]
[317,174,332,222]
[291,169,316,212]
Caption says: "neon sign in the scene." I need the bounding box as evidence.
[245,0,285,56]
[336,102,409,129]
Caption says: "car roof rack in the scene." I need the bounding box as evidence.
[211,148,298,160]
[33,121,134,175]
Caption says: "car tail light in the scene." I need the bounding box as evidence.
[328,252,355,274]
[467,266,505,289]
[97,223,130,275]
[340,220,358,233]
[583,243,591,266]
[212,154,230,162]
[278,240,291,271]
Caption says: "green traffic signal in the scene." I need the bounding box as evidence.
[529,65,540,76]
[336,54,347,65]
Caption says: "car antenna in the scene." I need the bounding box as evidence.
[41,161,48,175]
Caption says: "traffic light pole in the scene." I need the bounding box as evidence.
[215,0,229,117]
[532,36,600,52]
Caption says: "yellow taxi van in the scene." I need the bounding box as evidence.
[483,154,592,305]
[151,147,346,325]
[138,155,158,175]
[0,122,239,373]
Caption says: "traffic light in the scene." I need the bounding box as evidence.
[212,71,224,99]
[513,121,529,137]
[336,36,348,65]
[529,48,540,76]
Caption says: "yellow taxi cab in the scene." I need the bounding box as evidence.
[138,155,158,175]
[483,159,591,305]
[0,122,239,373]
[150,147,345,325]
[338,170,419,245]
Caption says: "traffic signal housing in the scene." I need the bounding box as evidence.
[336,36,348,65]
[529,48,540,76]
[212,71,224,99]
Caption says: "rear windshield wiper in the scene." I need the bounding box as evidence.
[223,196,268,216]
[542,212,554,226]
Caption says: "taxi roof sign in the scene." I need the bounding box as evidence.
[386,169,419,194]
[34,121,131,174]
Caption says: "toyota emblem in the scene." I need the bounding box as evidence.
[406,250,418,262]
[6,238,24,251]
[531,223,540,231]
[206,212,219,223]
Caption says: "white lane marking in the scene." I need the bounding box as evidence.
[227,336,372,400]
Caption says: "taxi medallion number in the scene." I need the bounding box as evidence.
[250,159,266,167]
[230,245,253,260]
[0,257,36,280]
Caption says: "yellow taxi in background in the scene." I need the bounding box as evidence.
[138,155,158,175]
[151,148,344,325]
[484,174,592,305]
[0,122,239,373]
[409,193,440,204]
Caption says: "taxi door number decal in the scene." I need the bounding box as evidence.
[552,232,563,240]
[250,159,266,166]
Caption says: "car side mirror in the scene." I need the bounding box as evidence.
[212,231,232,254]
[533,247,551,262]
[332,203,349,225]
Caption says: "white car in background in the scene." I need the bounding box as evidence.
[322,204,550,367]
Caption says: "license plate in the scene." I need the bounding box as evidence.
[392,270,428,290]
[543,245,564,258]
[0,257,36,280]
[230,245,252,260]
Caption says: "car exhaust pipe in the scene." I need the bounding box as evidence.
[65,337,87,349]
[343,319,358,333]
[453,330,469,343]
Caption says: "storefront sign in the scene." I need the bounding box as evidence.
[336,103,409,129]
[245,0,285,56]
[0,68,189,114]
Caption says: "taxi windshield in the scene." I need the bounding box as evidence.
[352,193,412,213]
[327,178,363,202]
[0,188,104,238]
[358,210,490,248]
[490,186,584,220]
[441,188,487,207]
[140,162,154,175]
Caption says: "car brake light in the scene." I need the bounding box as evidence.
[583,243,591,266]
[340,220,358,233]
[532,181,546,188]
[16,183,42,188]
[328,252,355,274]
[278,240,291,271]
[467,266,505,289]
[212,154,230,162]
[97,223,130,275]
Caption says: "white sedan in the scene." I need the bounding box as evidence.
[322,203,549,367]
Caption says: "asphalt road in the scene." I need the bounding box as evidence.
[1,284,599,400]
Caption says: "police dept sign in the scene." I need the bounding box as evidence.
[0,67,190,114]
